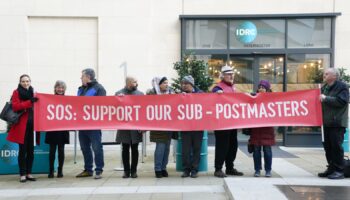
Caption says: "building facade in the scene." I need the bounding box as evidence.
[0,0,349,146]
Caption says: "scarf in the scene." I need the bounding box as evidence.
[17,84,33,101]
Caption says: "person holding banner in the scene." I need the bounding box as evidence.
[319,68,349,179]
[180,75,203,178]
[146,77,175,178]
[115,76,144,178]
[212,65,243,178]
[7,74,39,183]
[248,80,275,178]
[45,81,70,178]
[76,68,106,179]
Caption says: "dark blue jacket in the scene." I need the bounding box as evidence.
[77,80,106,97]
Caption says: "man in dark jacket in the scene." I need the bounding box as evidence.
[212,65,243,178]
[76,68,106,179]
[115,76,144,178]
[180,75,203,178]
[319,68,349,179]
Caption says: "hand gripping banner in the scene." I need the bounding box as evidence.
[34,89,323,132]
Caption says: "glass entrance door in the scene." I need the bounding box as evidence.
[229,55,285,142]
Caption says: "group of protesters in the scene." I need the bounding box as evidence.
[5,65,348,183]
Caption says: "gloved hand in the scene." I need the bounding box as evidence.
[31,97,39,103]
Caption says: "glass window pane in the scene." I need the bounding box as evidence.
[287,18,331,48]
[230,20,285,49]
[286,54,330,134]
[193,54,227,88]
[229,56,254,92]
[258,56,284,92]
[186,20,227,49]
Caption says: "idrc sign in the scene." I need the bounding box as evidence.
[0,132,51,174]
[235,21,257,44]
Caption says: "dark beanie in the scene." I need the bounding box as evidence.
[159,77,167,85]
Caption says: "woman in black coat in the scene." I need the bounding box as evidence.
[45,81,69,178]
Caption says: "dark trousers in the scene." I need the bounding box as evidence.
[182,132,203,172]
[122,143,139,173]
[214,129,238,171]
[49,144,65,173]
[323,127,345,172]
[18,128,34,176]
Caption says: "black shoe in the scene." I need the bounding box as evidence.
[26,175,37,181]
[327,171,345,180]
[226,168,244,176]
[191,170,198,178]
[122,172,130,178]
[57,168,63,178]
[155,171,163,178]
[318,168,333,178]
[57,173,63,178]
[214,170,227,178]
[161,170,169,177]
[48,173,54,178]
[181,171,190,178]
[131,172,138,178]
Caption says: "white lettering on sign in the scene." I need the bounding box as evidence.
[236,29,256,36]
[47,104,73,120]
[177,104,203,120]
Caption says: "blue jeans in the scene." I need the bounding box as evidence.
[154,141,170,172]
[253,145,272,172]
[79,130,104,173]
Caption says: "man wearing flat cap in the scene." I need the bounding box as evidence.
[212,65,244,178]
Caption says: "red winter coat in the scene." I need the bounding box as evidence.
[249,127,275,146]
[7,89,39,145]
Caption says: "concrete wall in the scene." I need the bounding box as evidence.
[0,0,349,132]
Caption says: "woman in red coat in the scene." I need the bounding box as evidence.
[7,74,38,183]
[249,80,275,178]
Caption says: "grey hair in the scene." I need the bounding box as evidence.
[327,68,340,79]
[82,68,96,80]
[54,80,67,90]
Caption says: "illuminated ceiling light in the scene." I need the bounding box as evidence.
[279,57,283,62]
[318,60,322,64]
[234,69,237,72]
[304,65,307,69]
[209,67,212,70]
[311,63,314,67]
[268,63,272,67]
[287,69,290,73]
[186,58,190,62]
[264,65,267,69]
[237,71,240,74]
[229,61,233,65]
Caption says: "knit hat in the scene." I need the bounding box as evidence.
[159,77,167,85]
[182,75,195,86]
[258,80,271,90]
[221,65,234,74]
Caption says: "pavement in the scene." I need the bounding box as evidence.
[0,142,349,200]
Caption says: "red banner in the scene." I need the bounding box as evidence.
[34,89,322,131]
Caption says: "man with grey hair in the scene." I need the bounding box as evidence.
[76,68,106,179]
[319,67,349,179]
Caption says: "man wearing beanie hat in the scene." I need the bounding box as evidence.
[180,75,204,178]
[212,65,243,178]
